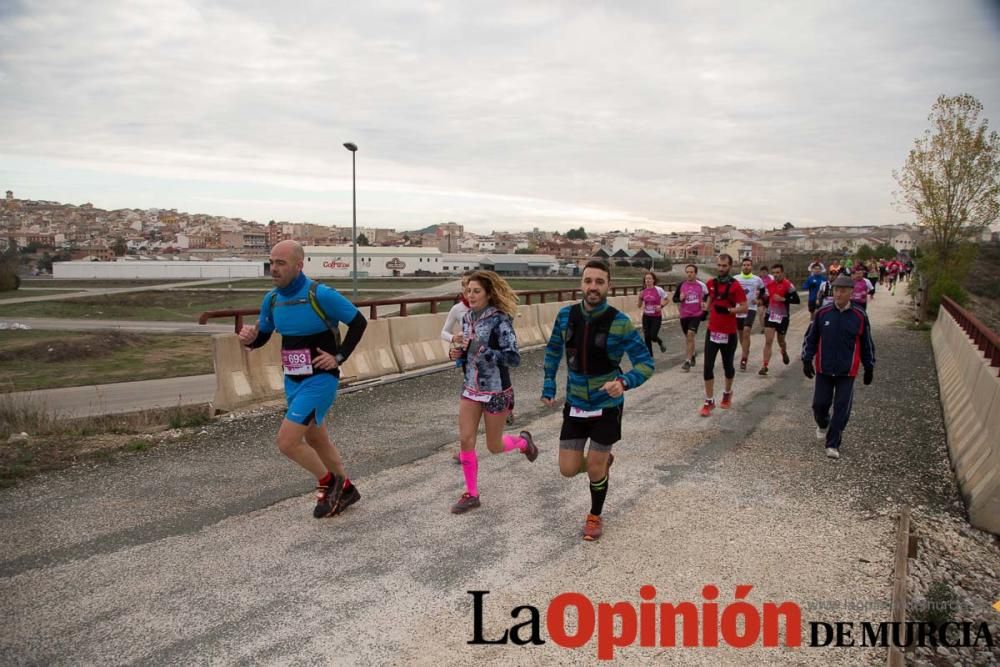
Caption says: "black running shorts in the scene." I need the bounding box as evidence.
[736,310,757,330]
[680,316,702,335]
[763,314,790,336]
[559,403,623,447]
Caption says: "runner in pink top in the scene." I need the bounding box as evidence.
[850,265,875,310]
[637,272,669,355]
[671,264,709,371]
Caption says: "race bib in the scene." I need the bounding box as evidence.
[281,348,314,375]
[461,388,490,403]
[768,311,785,324]
[709,331,729,345]
[569,406,604,419]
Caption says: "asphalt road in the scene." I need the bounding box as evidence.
[0,279,234,305]
[0,294,981,665]
[6,374,217,419]
[0,317,233,334]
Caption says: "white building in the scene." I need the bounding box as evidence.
[891,232,918,251]
[303,246,444,277]
[440,254,483,274]
[53,259,264,280]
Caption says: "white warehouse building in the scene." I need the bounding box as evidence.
[304,246,450,277]
[53,259,264,280]
[303,247,558,277]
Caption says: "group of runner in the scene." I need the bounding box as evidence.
[242,241,875,543]
[659,254,876,457]
[443,260,654,540]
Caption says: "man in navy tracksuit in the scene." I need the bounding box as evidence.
[801,274,876,460]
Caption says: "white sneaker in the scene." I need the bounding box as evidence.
[816,426,828,440]
[825,447,840,459]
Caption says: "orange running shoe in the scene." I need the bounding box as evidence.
[583,513,603,541]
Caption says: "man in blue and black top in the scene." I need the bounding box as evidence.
[541,259,654,541]
[239,240,368,518]
[801,274,876,461]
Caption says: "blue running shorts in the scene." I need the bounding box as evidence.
[284,373,339,426]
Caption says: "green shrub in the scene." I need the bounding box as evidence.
[928,275,968,315]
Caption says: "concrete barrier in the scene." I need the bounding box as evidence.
[661,299,679,320]
[388,313,452,372]
[513,305,546,348]
[536,301,569,341]
[620,293,643,325]
[211,334,256,412]
[210,302,576,412]
[213,319,402,410]
[338,318,400,382]
[931,308,1000,534]
[244,333,285,400]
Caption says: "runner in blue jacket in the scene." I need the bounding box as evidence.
[801,274,876,460]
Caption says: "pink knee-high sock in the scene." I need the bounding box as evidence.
[459,450,479,497]
[502,433,527,453]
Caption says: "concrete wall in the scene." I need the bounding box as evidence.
[211,302,578,412]
[210,297,678,414]
[931,308,1000,535]
[54,260,264,280]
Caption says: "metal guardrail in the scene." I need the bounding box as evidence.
[941,295,1000,375]
[198,284,665,333]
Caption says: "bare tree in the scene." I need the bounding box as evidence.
[894,94,1000,319]
[894,94,1000,264]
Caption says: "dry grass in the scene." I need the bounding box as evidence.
[0,330,213,392]
[0,399,213,487]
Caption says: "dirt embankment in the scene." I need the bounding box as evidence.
[963,242,1000,333]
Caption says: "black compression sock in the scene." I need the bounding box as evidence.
[589,475,608,516]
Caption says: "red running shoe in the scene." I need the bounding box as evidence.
[583,513,603,541]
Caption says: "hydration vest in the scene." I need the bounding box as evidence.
[712,278,736,306]
[267,280,342,353]
[564,303,620,376]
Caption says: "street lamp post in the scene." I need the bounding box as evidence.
[343,142,358,300]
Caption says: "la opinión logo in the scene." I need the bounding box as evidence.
[469,585,800,659]
[467,586,995,660]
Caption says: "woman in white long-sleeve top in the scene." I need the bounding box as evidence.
[441,272,472,345]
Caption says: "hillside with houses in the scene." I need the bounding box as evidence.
[5,189,994,276]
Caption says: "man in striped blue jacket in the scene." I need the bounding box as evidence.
[801,274,876,460]
[541,259,654,541]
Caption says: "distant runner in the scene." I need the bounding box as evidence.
[701,254,748,416]
[671,264,709,371]
[758,263,800,375]
[803,262,827,320]
[637,271,669,355]
[734,257,766,371]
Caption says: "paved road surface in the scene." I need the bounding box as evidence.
[1,317,233,334]
[0,294,977,664]
[0,279,237,305]
[8,374,217,419]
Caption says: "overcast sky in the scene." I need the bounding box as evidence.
[2,1,999,234]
